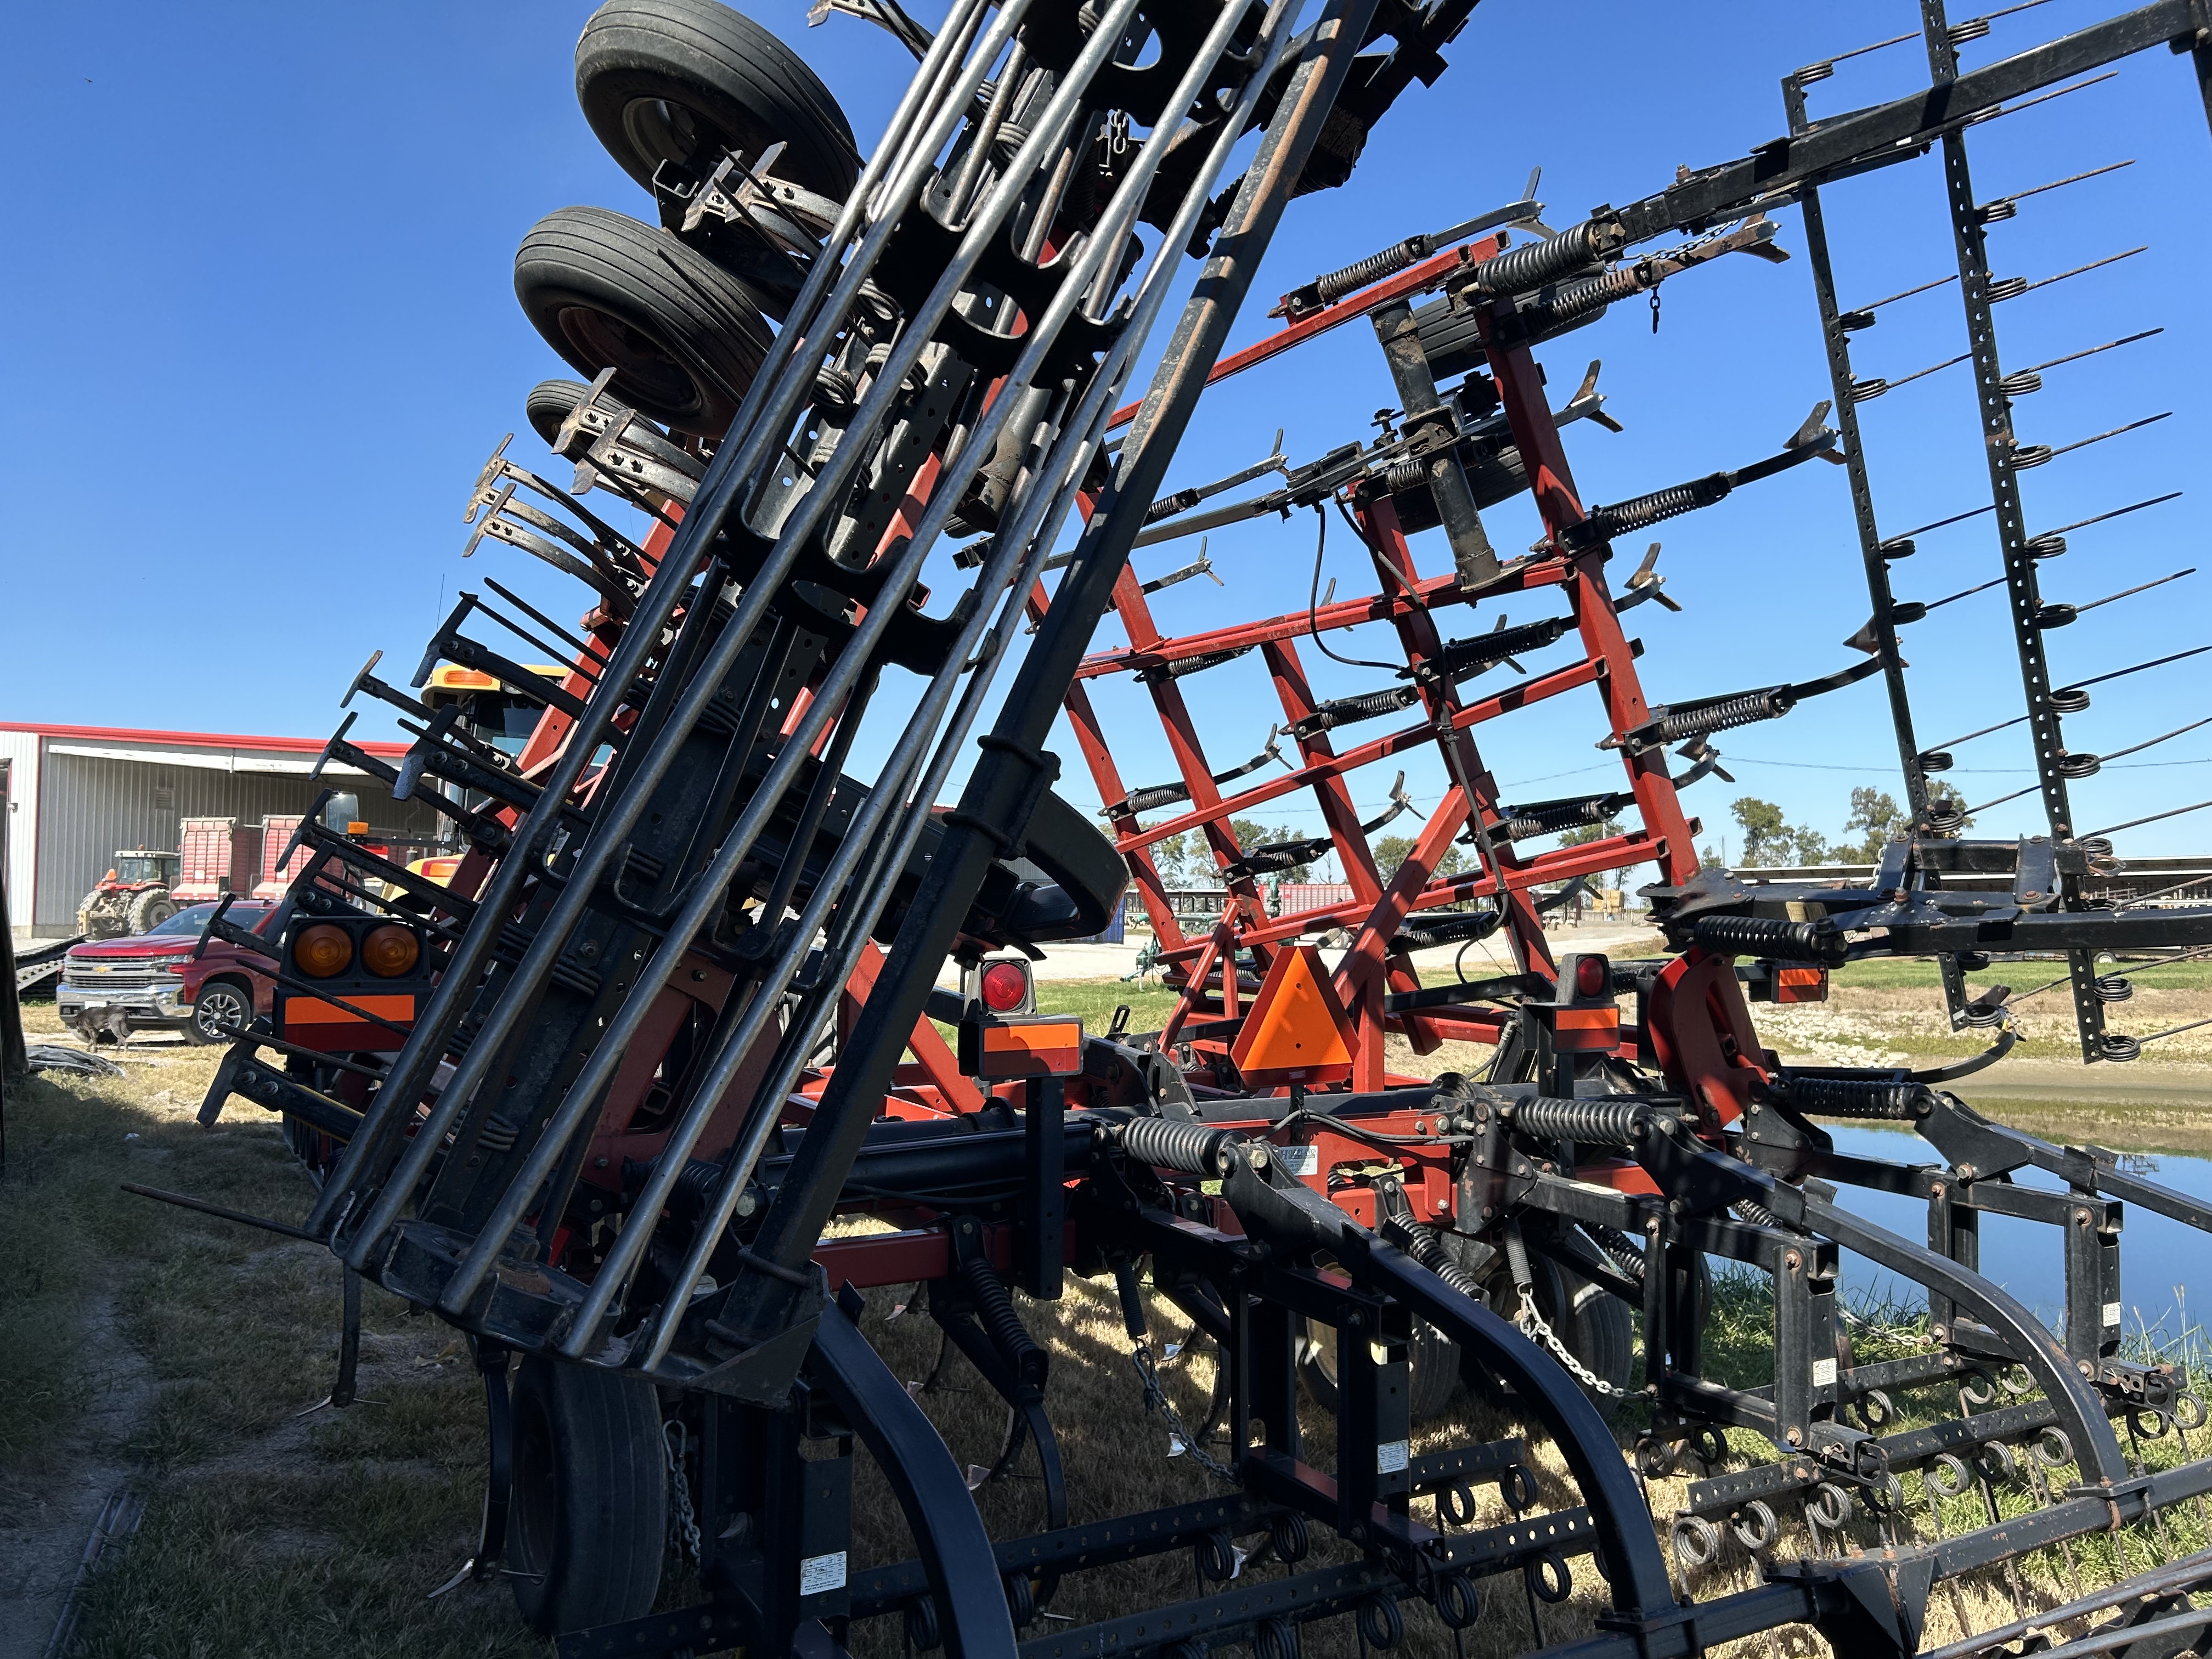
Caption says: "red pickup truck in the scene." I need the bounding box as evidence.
[57,900,278,1044]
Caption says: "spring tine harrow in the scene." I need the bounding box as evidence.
[135,2,2212,1657]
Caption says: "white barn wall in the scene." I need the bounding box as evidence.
[30,752,442,933]
[0,729,40,938]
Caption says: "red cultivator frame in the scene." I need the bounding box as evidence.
[1062,222,1752,1077]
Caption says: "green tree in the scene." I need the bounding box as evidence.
[1370,833,1469,884]
[1832,787,1905,861]
[1927,781,1975,834]
[1730,797,1830,867]
[1558,818,1625,885]
[1148,821,1313,885]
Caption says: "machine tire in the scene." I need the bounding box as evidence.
[526,377,594,447]
[126,889,176,934]
[515,205,774,437]
[575,0,860,200]
[507,1355,668,1635]
[1556,1263,1637,1405]
[1300,1315,1463,1424]
[186,977,255,1045]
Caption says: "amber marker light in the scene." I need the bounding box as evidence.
[362,924,421,978]
[294,923,354,979]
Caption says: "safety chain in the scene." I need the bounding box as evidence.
[1515,1285,1654,1402]
[1132,1340,1238,1484]
[665,1419,702,1568]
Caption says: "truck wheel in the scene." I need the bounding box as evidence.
[515,205,774,437]
[187,978,255,1045]
[127,889,176,934]
[507,1355,668,1635]
[575,0,860,200]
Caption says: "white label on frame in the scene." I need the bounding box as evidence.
[1278,1144,1319,1177]
[800,1551,848,1595]
[1378,1440,1410,1474]
[2104,1302,2123,1327]
[1812,1358,1838,1387]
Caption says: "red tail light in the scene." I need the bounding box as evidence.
[980,960,1031,1012]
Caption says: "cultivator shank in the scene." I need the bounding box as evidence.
[148,0,2212,1654]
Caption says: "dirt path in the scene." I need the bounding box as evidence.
[0,1295,153,1659]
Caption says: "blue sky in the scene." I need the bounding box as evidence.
[4,1,2208,862]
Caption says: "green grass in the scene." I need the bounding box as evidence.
[1032,977,1183,1033]
[1829,957,2212,991]
[0,1019,541,1659]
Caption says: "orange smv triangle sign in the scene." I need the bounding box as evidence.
[1230,944,1357,1086]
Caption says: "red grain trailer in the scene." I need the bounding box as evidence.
[173,817,264,904]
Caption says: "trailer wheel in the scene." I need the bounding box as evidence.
[526,377,594,448]
[506,1354,668,1635]
[1300,1314,1462,1424]
[515,205,774,437]
[575,0,860,200]
[1556,1264,1636,1405]
[186,977,255,1045]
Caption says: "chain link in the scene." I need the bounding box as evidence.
[1515,1288,1652,1402]
[1132,1341,1238,1483]
[664,1419,702,1568]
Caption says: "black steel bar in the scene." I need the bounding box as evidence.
[1785,71,1972,1022]
[722,0,1384,1352]
[1921,0,2108,1061]
[808,1298,1015,1652]
[1617,0,2195,242]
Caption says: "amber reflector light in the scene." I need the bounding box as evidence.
[294,924,353,979]
[362,924,420,978]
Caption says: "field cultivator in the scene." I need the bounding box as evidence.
[142,1,2212,1655]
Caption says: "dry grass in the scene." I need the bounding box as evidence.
[10,988,2209,1657]
[2,1003,539,1659]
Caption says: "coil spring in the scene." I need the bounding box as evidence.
[1513,1096,1652,1146]
[1566,476,1730,553]
[1383,1216,1485,1300]
[1784,1075,1932,1120]
[1733,1198,1778,1226]
[1688,914,1835,962]
[1590,1224,1646,1278]
[1475,219,1604,297]
[958,1253,1045,1376]
[1296,686,1418,736]
[1313,238,1425,308]
[1229,837,1330,879]
[1496,795,1618,843]
[1120,1116,1236,1177]
[1393,909,1501,952]
[1516,267,1639,336]
[1136,645,1252,685]
[1654,689,1789,747]
[1383,456,1429,494]
[1438,616,1573,677]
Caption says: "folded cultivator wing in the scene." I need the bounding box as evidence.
[159,1,2212,1655]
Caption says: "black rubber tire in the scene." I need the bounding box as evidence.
[1300,1315,1462,1424]
[575,0,860,200]
[506,1355,668,1635]
[1556,1263,1637,1403]
[126,889,176,934]
[527,378,594,447]
[185,977,255,1045]
[515,205,775,437]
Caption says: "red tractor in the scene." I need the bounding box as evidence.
[75,850,181,940]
